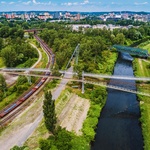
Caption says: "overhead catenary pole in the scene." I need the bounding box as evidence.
[82,71,84,94]
[65,43,80,70]
[26,72,32,85]
[75,44,80,65]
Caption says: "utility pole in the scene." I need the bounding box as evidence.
[75,44,80,66]
[65,43,80,70]
[82,71,84,94]
[26,72,32,85]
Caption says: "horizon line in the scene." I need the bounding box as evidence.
[0,10,150,13]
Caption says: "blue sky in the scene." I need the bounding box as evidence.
[0,0,149,12]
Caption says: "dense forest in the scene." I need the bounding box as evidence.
[37,22,150,73]
[0,23,38,102]
[0,19,150,150]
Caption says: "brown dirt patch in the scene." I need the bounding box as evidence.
[57,94,90,135]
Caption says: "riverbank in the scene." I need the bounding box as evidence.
[132,41,150,150]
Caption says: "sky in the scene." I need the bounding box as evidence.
[0,0,149,12]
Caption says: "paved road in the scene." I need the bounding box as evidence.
[0,111,44,150]
[0,67,73,150]
[52,67,73,100]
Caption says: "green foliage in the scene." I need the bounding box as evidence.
[0,26,24,39]
[71,136,90,150]
[39,138,53,150]
[1,46,17,67]
[16,76,28,85]
[43,91,57,134]
[16,84,29,96]
[10,145,29,150]
[0,29,38,67]
[88,104,101,118]
[90,86,107,105]
[0,38,3,50]
[0,74,7,92]
[55,128,73,150]
[132,41,150,150]
[0,75,31,109]
[44,79,59,92]
[39,127,89,150]
[0,74,7,101]
[82,126,95,142]
[17,58,38,68]
[140,103,150,150]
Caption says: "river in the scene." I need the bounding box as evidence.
[91,52,143,150]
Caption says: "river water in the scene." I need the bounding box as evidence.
[92,53,143,150]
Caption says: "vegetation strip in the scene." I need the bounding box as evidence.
[133,41,150,150]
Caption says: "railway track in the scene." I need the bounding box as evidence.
[0,33,54,127]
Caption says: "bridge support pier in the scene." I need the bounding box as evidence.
[82,71,84,94]
[26,73,32,85]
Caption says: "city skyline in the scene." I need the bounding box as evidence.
[0,0,150,12]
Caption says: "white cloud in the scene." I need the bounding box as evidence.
[32,0,52,5]
[9,2,15,4]
[81,0,89,5]
[62,0,91,6]
[32,0,37,4]
[61,2,78,6]
[134,2,148,5]
[111,2,121,5]
[23,1,31,5]
[84,0,89,4]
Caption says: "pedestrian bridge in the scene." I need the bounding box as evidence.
[113,45,149,58]
[0,68,150,97]
[24,29,43,34]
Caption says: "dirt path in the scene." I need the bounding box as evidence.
[0,67,73,150]
[142,59,150,64]
[59,95,90,135]
[2,43,42,86]
[138,59,144,73]
[29,43,42,68]
[0,95,44,150]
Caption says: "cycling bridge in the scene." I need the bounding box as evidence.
[113,45,149,58]
[24,29,43,34]
[0,68,150,97]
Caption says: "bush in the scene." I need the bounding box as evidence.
[88,104,101,118]
[82,126,95,142]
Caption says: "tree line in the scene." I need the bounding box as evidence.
[0,26,38,67]
[36,22,150,74]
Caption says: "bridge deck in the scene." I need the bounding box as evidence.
[113,45,149,57]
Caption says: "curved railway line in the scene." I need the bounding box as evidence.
[0,34,55,126]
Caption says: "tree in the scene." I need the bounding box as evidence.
[71,136,89,150]
[10,145,29,150]
[55,127,73,150]
[0,38,3,50]
[0,74,7,93]
[114,33,125,45]
[1,46,17,67]
[43,91,56,134]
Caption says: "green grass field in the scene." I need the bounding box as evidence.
[134,41,150,150]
